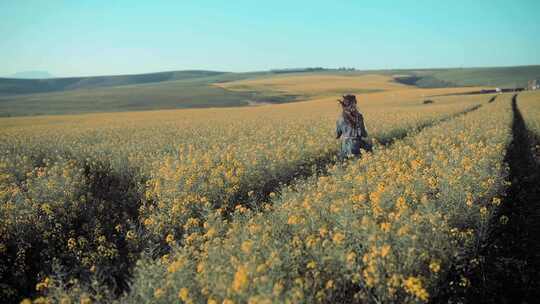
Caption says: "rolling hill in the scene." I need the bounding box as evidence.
[392,65,540,88]
[0,65,539,117]
[0,71,299,117]
[0,70,229,96]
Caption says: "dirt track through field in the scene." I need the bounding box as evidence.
[461,94,540,303]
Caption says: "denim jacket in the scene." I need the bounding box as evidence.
[336,114,371,157]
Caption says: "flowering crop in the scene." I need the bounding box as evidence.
[123,94,513,304]
[0,92,492,302]
[519,91,540,147]
[139,100,483,247]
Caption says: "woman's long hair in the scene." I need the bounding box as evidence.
[339,94,362,128]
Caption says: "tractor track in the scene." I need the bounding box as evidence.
[453,94,540,303]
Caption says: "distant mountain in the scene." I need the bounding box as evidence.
[8,71,54,79]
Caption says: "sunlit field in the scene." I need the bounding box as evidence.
[124,94,513,304]
[216,73,487,98]
[1,72,539,304]
[520,91,540,138]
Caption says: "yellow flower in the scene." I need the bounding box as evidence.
[178,287,189,301]
[380,222,391,233]
[114,224,122,232]
[287,214,301,225]
[319,227,328,237]
[248,223,261,234]
[232,265,248,293]
[479,206,488,217]
[403,276,429,301]
[346,251,357,264]
[35,277,50,291]
[353,193,366,203]
[154,288,164,298]
[396,196,407,209]
[464,192,473,205]
[499,215,509,225]
[126,230,136,240]
[185,232,199,244]
[256,263,267,273]
[160,254,170,264]
[33,297,49,304]
[363,268,376,287]
[205,227,217,238]
[197,262,205,273]
[165,233,175,244]
[305,235,318,248]
[459,275,471,287]
[80,296,92,304]
[241,240,253,254]
[332,232,345,244]
[273,281,284,296]
[380,245,391,258]
[168,258,186,273]
[307,261,317,269]
[429,260,441,273]
[222,299,235,304]
[41,203,53,215]
[185,217,200,228]
[144,218,154,226]
[397,225,409,236]
[67,238,77,250]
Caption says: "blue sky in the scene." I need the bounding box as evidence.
[1,0,539,77]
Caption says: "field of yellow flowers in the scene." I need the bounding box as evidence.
[117,94,514,304]
[1,88,530,303]
[519,91,540,158]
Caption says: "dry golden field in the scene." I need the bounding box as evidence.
[216,73,488,98]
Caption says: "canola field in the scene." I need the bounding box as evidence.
[1,75,539,304]
[520,91,540,148]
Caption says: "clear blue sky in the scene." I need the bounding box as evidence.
[1,0,539,77]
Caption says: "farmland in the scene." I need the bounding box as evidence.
[124,94,513,304]
[1,66,540,117]
[0,70,539,303]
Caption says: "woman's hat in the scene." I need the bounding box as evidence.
[338,94,357,107]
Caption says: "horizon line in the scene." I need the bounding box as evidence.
[3,63,540,80]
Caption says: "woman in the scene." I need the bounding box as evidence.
[336,94,372,158]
